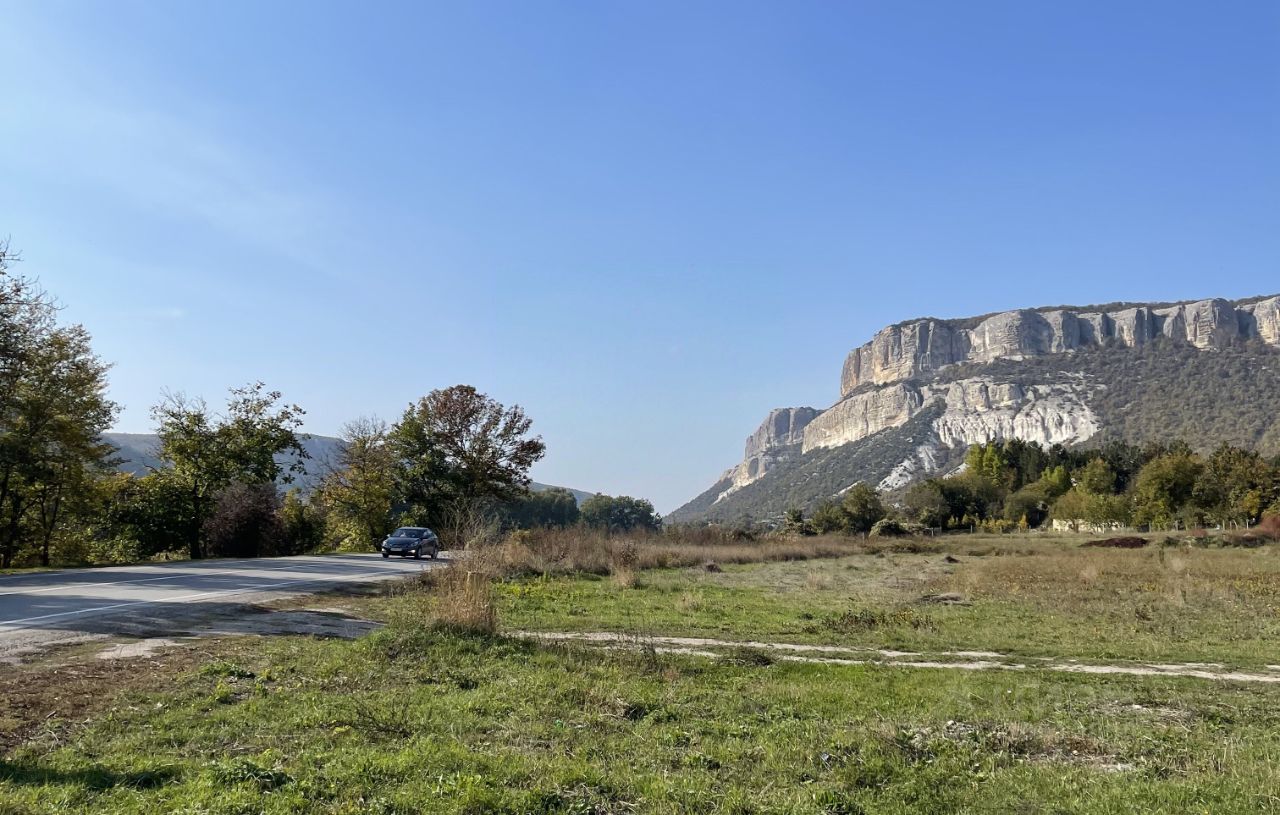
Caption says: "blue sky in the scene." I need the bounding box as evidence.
[2,1,1277,512]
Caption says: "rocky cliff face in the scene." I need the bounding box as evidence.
[803,377,1098,453]
[673,294,1280,521]
[717,407,819,499]
[840,296,1280,396]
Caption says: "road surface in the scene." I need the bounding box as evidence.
[0,553,443,659]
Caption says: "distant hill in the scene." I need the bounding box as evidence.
[529,482,595,505]
[103,433,592,503]
[669,294,1280,524]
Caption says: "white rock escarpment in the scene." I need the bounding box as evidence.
[840,296,1280,396]
[716,407,819,498]
[802,377,1097,454]
[707,294,1277,502]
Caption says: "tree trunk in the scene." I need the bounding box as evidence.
[33,470,67,568]
[3,500,23,569]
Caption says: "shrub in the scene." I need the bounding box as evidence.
[424,557,498,635]
[811,501,848,535]
[783,508,814,536]
[580,494,662,532]
[280,490,327,554]
[1257,514,1280,541]
[611,541,640,588]
[820,606,935,632]
[869,518,926,538]
[203,483,286,558]
[1081,537,1149,549]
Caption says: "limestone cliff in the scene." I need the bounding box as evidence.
[717,407,818,498]
[801,376,1098,457]
[840,296,1280,396]
[669,293,1280,523]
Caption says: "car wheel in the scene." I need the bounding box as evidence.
[382,552,389,559]
[429,548,438,560]
[413,548,423,560]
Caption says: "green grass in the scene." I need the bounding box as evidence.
[3,628,1280,814]
[498,547,1280,668]
[3,542,1280,813]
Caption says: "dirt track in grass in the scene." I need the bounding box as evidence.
[519,630,1280,683]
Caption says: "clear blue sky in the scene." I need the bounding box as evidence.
[2,1,1277,512]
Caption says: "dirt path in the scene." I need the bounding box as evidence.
[518,631,1280,684]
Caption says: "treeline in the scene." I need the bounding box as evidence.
[793,438,1280,536]
[0,243,660,569]
[318,408,661,553]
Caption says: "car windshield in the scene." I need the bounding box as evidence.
[391,528,422,538]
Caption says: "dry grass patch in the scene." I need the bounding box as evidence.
[418,551,500,635]
[935,544,1280,615]
[493,527,866,579]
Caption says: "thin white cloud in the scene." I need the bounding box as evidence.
[145,306,188,321]
[0,18,347,279]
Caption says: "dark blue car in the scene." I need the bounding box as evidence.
[380,527,440,559]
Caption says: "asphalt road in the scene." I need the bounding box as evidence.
[0,553,442,642]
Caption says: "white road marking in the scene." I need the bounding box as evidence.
[0,558,390,597]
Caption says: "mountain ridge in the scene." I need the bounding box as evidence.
[101,433,593,504]
[669,294,1280,524]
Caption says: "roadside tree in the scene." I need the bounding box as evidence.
[320,417,398,549]
[153,383,307,558]
[0,247,119,567]
[390,385,545,528]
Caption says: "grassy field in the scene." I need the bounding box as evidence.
[498,538,1280,667]
[2,531,1279,813]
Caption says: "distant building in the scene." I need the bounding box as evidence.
[1051,518,1129,534]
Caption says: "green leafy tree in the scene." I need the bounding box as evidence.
[809,501,847,534]
[904,480,951,528]
[1086,493,1133,526]
[1050,488,1088,527]
[942,472,1003,521]
[1077,459,1117,496]
[1039,465,1072,498]
[104,472,197,560]
[153,383,307,559]
[1093,440,1150,492]
[1003,484,1049,527]
[19,325,118,566]
[390,385,546,528]
[281,489,327,554]
[783,507,814,536]
[320,417,398,550]
[965,443,1009,485]
[0,249,119,567]
[840,483,886,534]
[1001,438,1048,490]
[579,494,661,533]
[1132,451,1204,528]
[1194,443,1276,525]
[501,487,580,529]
